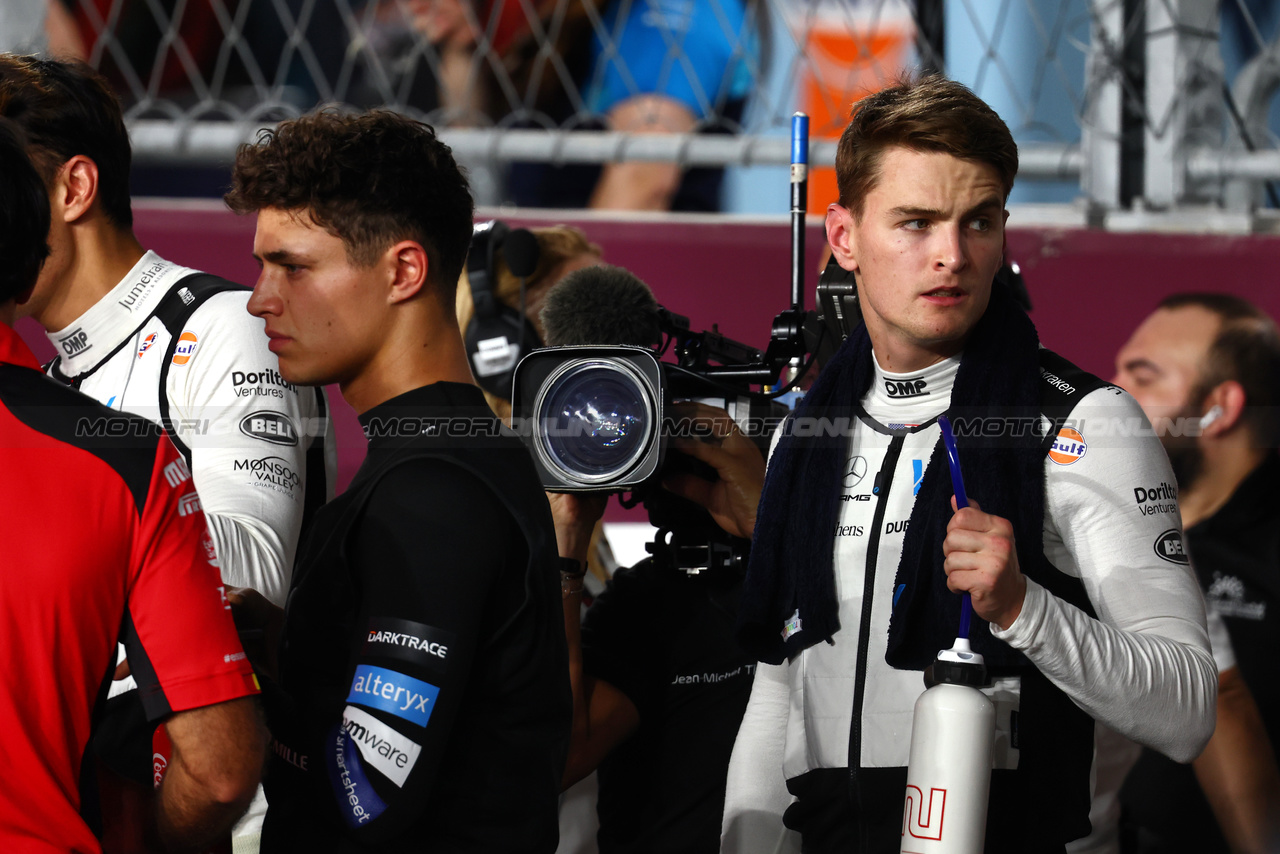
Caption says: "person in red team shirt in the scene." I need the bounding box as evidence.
[0,117,266,854]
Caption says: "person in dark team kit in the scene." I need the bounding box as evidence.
[0,118,265,854]
[1113,294,1280,853]
[225,109,571,853]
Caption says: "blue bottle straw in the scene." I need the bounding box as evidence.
[938,415,973,640]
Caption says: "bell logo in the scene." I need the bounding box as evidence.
[902,785,946,841]
[239,411,299,446]
[1048,427,1087,465]
[172,332,199,365]
[1154,529,1190,565]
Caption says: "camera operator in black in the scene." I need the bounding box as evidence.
[538,266,770,854]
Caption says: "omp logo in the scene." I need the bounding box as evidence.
[1048,427,1087,465]
[902,785,946,841]
[239,412,298,446]
[1154,529,1189,564]
[163,457,191,488]
[137,333,157,358]
[844,455,868,489]
[886,377,929,398]
[341,705,422,787]
[172,332,198,365]
[177,492,202,517]
[346,665,440,728]
[60,329,89,356]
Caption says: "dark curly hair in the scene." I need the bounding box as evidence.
[836,74,1018,218]
[0,55,134,230]
[226,109,474,301]
[0,118,51,304]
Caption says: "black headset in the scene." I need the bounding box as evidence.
[464,220,543,400]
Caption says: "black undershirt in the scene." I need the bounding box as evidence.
[582,558,754,854]
[261,382,569,853]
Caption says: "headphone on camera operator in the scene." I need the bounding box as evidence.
[464,220,543,400]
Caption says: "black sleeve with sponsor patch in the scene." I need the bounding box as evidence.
[324,458,545,846]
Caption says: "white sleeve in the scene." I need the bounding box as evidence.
[167,292,324,607]
[721,661,801,854]
[991,387,1216,763]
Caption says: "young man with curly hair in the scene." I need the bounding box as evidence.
[226,109,570,853]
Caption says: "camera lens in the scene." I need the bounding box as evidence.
[533,359,656,486]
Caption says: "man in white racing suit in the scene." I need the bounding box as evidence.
[0,53,333,849]
[0,55,332,607]
[719,75,1216,853]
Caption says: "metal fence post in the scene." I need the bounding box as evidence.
[1143,0,1223,208]
[1082,0,1129,209]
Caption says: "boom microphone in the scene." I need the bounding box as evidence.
[503,227,541,279]
[538,264,663,348]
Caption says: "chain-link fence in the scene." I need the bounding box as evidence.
[15,0,1280,219]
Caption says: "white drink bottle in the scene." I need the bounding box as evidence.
[900,638,995,854]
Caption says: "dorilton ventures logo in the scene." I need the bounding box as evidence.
[1134,482,1178,517]
[239,412,298,446]
[232,368,297,398]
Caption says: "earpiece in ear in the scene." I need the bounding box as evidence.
[1199,405,1224,430]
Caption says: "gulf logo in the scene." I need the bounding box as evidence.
[172,332,198,365]
[1049,427,1087,465]
[137,332,157,358]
